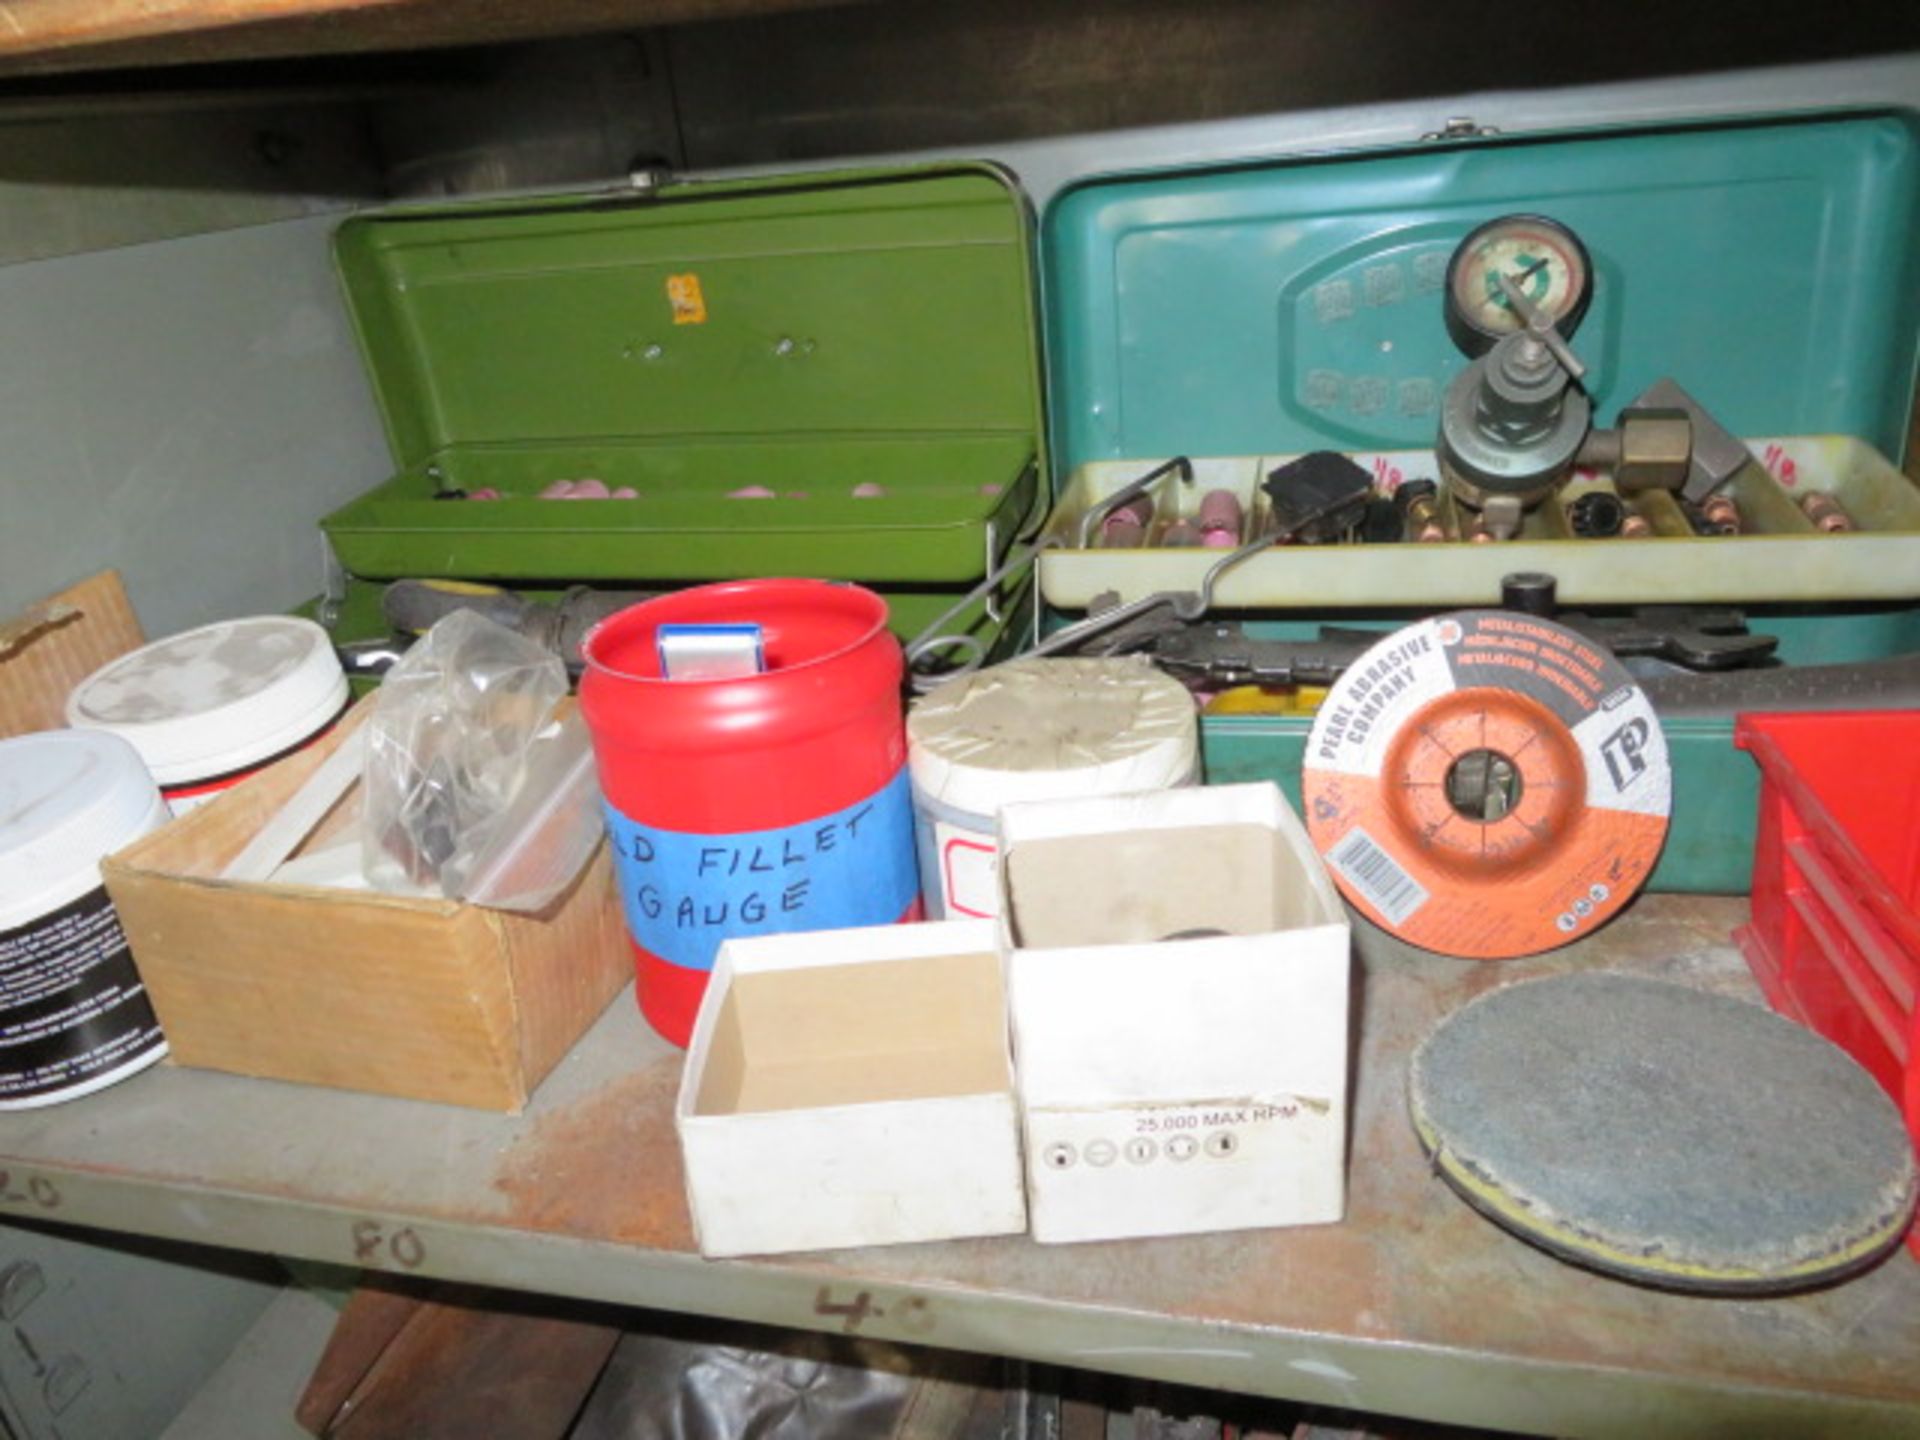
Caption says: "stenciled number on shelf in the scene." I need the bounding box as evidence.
[812,1286,935,1336]
[350,1218,427,1270]
[893,1295,936,1335]
[0,1171,61,1210]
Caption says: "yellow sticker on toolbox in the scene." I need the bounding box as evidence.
[666,273,707,325]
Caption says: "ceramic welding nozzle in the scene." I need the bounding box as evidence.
[1197,489,1244,547]
[1799,491,1853,533]
[1100,495,1154,548]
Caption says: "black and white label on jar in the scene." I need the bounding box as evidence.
[0,884,166,1104]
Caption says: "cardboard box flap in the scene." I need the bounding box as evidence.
[693,952,1009,1117]
[0,571,143,739]
[106,697,456,911]
[1000,783,1344,948]
[684,920,1009,1120]
[714,917,997,975]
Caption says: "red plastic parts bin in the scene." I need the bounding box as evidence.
[1734,710,1920,1256]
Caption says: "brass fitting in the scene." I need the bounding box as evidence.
[1700,493,1741,535]
[1394,479,1447,543]
[1406,494,1445,543]
[1799,492,1853,534]
[1580,411,1693,494]
[1614,414,1692,494]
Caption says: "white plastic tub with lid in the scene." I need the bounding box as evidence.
[65,616,348,814]
[0,730,170,1106]
[906,656,1199,919]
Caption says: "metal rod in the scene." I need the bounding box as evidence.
[1497,272,1585,381]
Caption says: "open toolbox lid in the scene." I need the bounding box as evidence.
[1037,112,1920,607]
[324,164,1046,585]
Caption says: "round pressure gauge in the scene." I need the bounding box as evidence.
[1444,214,1593,357]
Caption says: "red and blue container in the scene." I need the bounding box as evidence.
[581,580,921,1046]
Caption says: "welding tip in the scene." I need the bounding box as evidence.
[1700,493,1742,535]
[1100,495,1154,548]
[1679,498,1732,536]
[1197,488,1244,544]
[1799,491,1853,534]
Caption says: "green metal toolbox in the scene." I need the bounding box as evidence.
[320,162,1047,643]
[1037,111,1920,892]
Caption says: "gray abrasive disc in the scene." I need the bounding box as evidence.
[1410,973,1917,1293]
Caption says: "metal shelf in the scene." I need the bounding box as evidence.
[0,895,1916,1437]
[0,0,829,78]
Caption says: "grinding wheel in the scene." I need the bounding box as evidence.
[1303,612,1670,960]
[1409,973,1917,1293]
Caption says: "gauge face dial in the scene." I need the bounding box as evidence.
[1444,215,1593,354]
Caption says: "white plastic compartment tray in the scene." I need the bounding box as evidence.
[1037,436,1920,609]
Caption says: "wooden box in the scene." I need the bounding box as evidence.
[102,700,629,1111]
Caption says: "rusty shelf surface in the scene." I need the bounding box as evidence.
[0,894,1916,1437]
[0,0,848,77]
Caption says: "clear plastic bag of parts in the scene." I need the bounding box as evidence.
[361,610,597,910]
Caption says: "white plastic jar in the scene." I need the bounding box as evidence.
[906,655,1199,919]
[66,616,348,815]
[0,730,170,1106]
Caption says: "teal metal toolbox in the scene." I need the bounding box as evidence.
[1036,111,1920,892]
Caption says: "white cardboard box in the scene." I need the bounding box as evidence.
[998,782,1352,1244]
[675,920,1028,1258]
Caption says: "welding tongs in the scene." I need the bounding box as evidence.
[904,527,1293,692]
[908,456,1214,689]
[907,450,1374,689]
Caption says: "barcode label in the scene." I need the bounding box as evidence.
[1328,827,1429,925]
